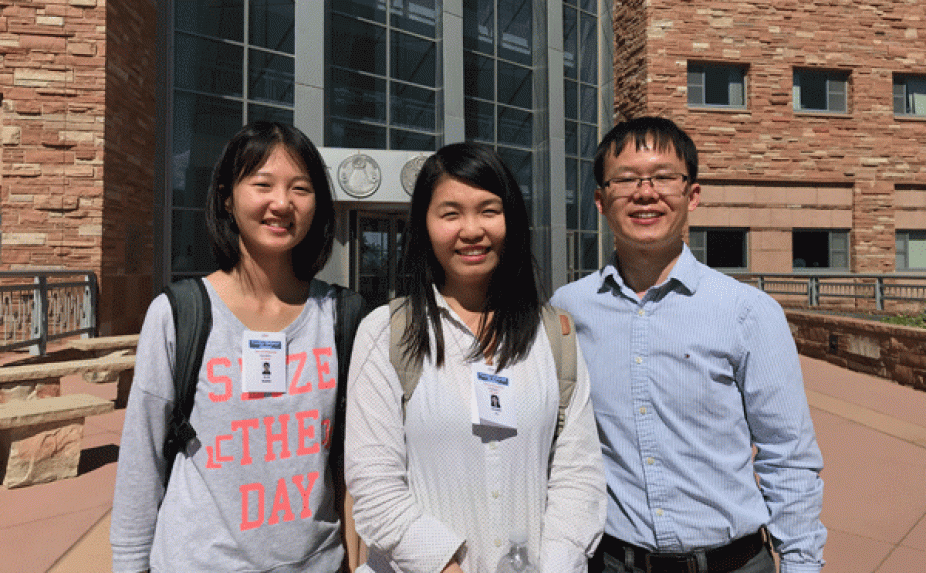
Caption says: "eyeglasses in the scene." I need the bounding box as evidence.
[603,173,690,198]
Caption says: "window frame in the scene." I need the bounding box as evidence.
[687,62,747,109]
[688,227,749,270]
[792,229,850,271]
[893,74,926,117]
[896,230,926,270]
[793,68,849,114]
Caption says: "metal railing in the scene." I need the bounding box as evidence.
[726,272,926,312]
[0,270,97,355]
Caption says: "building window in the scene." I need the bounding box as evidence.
[793,69,847,113]
[897,231,926,270]
[326,1,440,150]
[563,0,599,280]
[792,229,849,270]
[894,75,926,117]
[171,0,296,280]
[689,228,748,269]
[687,63,746,108]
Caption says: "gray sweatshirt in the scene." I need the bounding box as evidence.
[111,279,344,572]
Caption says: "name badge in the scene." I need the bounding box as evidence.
[470,363,517,430]
[241,331,287,394]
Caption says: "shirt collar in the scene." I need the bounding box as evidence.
[599,243,701,298]
[431,285,474,335]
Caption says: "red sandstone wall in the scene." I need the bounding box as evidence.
[0,1,155,336]
[613,0,647,121]
[617,1,926,274]
[786,309,926,391]
[0,0,106,271]
[101,0,155,335]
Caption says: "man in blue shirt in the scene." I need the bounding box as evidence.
[551,117,825,573]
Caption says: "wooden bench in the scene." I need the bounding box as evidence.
[0,393,114,488]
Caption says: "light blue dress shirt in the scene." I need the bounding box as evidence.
[551,245,826,573]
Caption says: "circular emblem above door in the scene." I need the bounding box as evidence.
[338,154,381,198]
[401,154,430,196]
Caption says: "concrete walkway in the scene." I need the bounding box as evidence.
[1,355,924,572]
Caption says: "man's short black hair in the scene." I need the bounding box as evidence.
[594,116,698,187]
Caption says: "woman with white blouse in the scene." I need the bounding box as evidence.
[345,143,606,573]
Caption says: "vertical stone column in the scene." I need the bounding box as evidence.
[852,180,895,274]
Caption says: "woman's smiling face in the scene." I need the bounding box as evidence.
[426,176,507,299]
[227,145,316,262]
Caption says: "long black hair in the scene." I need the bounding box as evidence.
[205,121,335,281]
[399,142,542,371]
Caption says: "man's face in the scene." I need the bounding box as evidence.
[595,139,700,256]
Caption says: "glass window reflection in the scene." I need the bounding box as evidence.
[175,33,242,97]
[498,106,532,147]
[331,0,387,23]
[248,103,293,125]
[332,14,387,76]
[498,0,532,65]
[498,61,532,109]
[392,0,437,37]
[175,0,243,41]
[391,31,436,86]
[464,54,494,100]
[391,83,436,131]
[580,11,597,84]
[463,0,494,55]
[172,92,241,208]
[330,69,386,123]
[465,99,495,143]
[563,6,577,80]
[248,49,294,105]
[249,0,294,53]
[328,119,387,149]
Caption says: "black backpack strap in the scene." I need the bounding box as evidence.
[330,284,367,480]
[162,277,212,486]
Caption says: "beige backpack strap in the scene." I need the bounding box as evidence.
[389,297,422,419]
[541,305,578,441]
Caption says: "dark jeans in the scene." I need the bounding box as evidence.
[590,544,776,573]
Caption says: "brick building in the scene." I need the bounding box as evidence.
[0,0,157,336]
[4,1,926,335]
[613,0,926,275]
[2,0,615,334]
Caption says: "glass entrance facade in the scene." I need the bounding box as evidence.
[162,0,612,296]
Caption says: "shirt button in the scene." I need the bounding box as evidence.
[639,406,647,415]
[637,309,645,316]
[635,356,643,364]
[495,538,503,547]
[656,509,664,517]
[489,441,497,450]
[646,457,655,465]
[492,490,500,499]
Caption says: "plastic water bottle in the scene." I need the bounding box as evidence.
[495,530,538,573]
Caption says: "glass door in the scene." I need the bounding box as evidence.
[353,211,408,308]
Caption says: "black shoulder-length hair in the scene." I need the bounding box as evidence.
[205,121,335,281]
[399,142,542,371]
